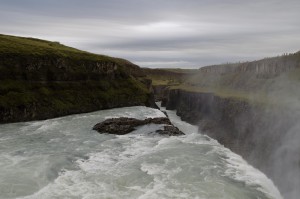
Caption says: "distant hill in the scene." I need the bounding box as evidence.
[181,51,300,105]
[142,67,197,86]
[0,34,155,123]
[147,51,300,106]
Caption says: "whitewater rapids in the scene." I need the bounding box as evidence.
[0,105,282,199]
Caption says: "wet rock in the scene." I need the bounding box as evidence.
[144,117,171,125]
[156,125,185,136]
[93,117,184,136]
[162,111,169,118]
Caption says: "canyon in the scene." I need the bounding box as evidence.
[1,33,299,198]
[0,34,156,123]
[149,52,300,198]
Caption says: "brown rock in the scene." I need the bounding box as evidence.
[92,117,184,136]
[156,125,185,136]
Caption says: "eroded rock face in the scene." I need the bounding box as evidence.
[198,54,299,78]
[161,88,300,198]
[0,34,159,123]
[92,117,184,136]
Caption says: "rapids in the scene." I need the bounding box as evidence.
[0,105,282,199]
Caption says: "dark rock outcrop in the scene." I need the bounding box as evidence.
[152,85,168,101]
[156,125,184,136]
[93,117,184,136]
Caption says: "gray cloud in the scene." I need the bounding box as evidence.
[1,0,300,68]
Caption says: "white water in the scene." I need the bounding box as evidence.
[0,105,282,199]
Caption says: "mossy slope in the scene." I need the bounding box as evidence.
[148,51,300,107]
[0,34,152,123]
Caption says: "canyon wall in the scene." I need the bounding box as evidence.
[199,52,299,78]
[0,34,156,123]
[152,51,300,198]
[161,88,300,198]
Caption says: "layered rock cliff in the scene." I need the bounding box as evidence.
[153,52,300,198]
[162,88,300,199]
[199,52,300,77]
[0,34,155,123]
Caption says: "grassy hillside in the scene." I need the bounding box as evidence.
[184,59,300,105]
[0,34,114,61]
[147,52,300,106]
[0,34,144,80]
[0,34,152,123]
[142,68,196,86]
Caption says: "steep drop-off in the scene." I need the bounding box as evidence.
[142,68,196,101]
[0,34,155,123]
[153,52,300,199]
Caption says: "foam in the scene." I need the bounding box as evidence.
[18,132,282,199]
[1,106,283,199]
[159,103,283,199]
[220,148,283,199]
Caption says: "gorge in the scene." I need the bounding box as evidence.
[0,34,299,199]
[149,52,300,199]
[0,34,156,123]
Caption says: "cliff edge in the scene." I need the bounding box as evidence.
[148,52,300,199]
[0,34,156,123]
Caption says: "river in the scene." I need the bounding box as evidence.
[0,105,282,199]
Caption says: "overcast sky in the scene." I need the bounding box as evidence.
[1,0,300,68]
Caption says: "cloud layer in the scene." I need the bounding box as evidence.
[1,0,300,68]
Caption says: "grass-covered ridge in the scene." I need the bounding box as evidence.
[147,51,300,107]
[142,68,196,86]
[0,34,151,123]
[0,34,141,80]
[0,34,112,61]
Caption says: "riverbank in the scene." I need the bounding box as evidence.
[0,34,156,123]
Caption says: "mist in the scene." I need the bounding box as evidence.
[256,72,300,199]
[167,53,300,198]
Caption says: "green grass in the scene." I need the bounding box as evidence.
[0,34,144,81]
[0,34,137,80]
[146,56,300,108]
[0,78,149,117]
[0,34,113,61]
[157,68,198,74]
[0,34,151,122]
[169,84,268,104]
[147,75,182,86]
[143,68,195,86]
